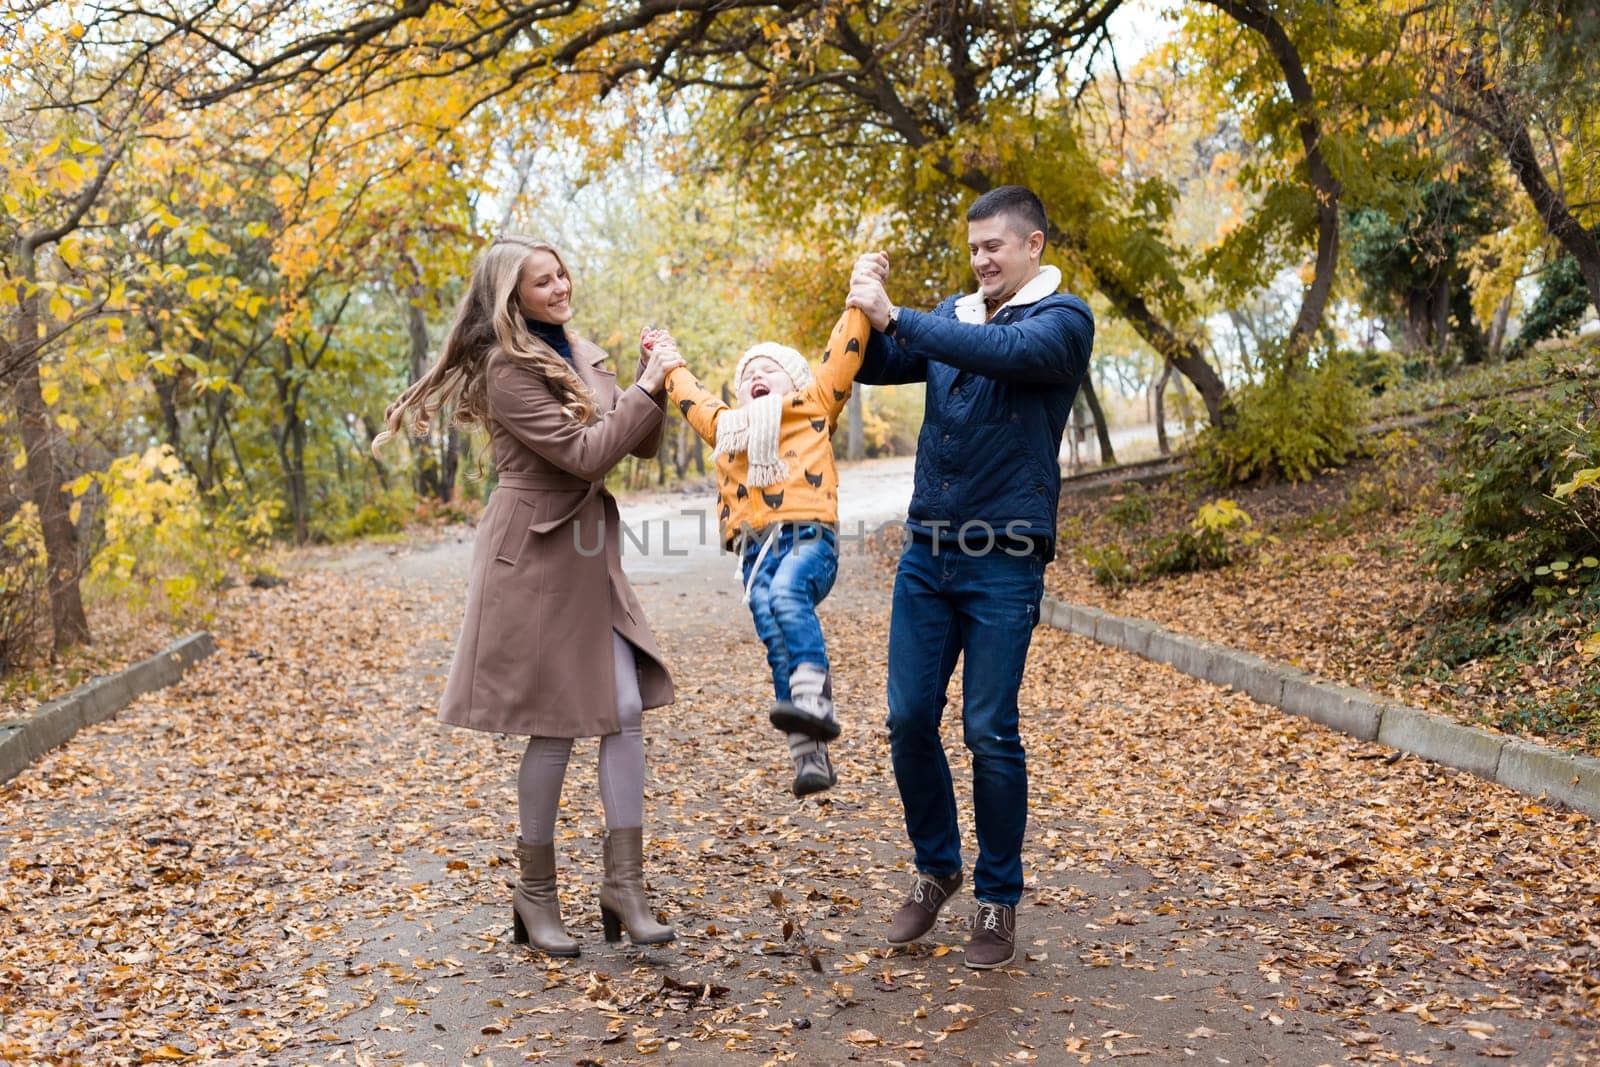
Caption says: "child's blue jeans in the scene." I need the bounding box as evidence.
[740,523,838,700]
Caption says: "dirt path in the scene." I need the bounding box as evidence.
[3,462,1598,1065]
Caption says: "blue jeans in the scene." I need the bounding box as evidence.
[741,524,839,701]
[886,535,1044,906]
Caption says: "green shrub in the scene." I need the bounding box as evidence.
[336,488,415,540]
[1105,490,1154,528]
[1143,498,1258,578]
[1417,358,1600,604]
[1193,359,1366,485]
[84,446,279,625]
[1082,543,1135,589]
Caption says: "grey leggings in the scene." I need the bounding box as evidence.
[517,631,645,844]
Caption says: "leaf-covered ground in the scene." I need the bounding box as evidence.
[2,518,1598,1065]
[1048,435,1600,755]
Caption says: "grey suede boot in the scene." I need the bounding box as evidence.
[511,839,579,957]
[598,828,675,946]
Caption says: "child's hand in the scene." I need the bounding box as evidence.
[639,326,666,359]
[638,342,685,395]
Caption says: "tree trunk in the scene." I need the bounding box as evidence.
[1153,359,1173,457]
[1172,365,1197,430]
[1205,0,1341,372]
[1459,53,1600,317]
[847,388,864,461]
[11,265,90,650]
[1091,267,1233,428]
[404,288,448,500]
[276,364,310,544]
[1487,288,1514,363]
[1080,376,1116,466]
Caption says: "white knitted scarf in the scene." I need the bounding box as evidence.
[713,392,788,487]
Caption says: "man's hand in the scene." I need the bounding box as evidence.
[847,277,894,332]
[852,251,889,287]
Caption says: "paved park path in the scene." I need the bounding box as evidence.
[3,457,1598,1065]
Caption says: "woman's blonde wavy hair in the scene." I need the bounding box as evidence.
[373,235,595,456]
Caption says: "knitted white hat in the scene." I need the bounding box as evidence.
[714,343,814,489]
[733,342,813,395]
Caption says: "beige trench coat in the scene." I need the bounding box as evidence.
[439,337,675,737]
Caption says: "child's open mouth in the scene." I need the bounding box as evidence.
[750,383,770,399]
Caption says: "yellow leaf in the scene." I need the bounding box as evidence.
[55,413,79,433]
[106,318,124,344]
[68,474,94,497]
[40,382,59,406]
[1,194,17,214]
[12,448,26,471]
[69,501,81,525]
[58,240,82,270]
[186,277,210,302]
[49,294,72,322]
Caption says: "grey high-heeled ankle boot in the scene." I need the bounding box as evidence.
[512,838,579,957]
[598,828,675,946]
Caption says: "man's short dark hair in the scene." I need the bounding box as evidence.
[967,185,1048,243]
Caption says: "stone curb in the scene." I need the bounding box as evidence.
[1041,597,1600,820]
[0,633,216,786]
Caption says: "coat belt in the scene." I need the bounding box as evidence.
[495,471,603,534]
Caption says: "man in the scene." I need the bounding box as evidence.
[845,185,1093,969]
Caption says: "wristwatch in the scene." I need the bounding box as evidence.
[885,304,900,336]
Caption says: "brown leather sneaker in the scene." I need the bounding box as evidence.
[886,870,963,945]
[964,902,1016,969]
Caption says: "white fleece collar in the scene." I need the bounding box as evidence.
[954,265,1062,325]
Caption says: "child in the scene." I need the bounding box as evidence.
[652,306,870,797]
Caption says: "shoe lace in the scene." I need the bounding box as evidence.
[976,903,1002,932]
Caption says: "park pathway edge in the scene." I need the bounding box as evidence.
[1041,597,1600,819]
[0,632,215,786]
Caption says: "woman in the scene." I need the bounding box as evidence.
[375,235,684,956]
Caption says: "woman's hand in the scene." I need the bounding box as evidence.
[637,337,686,395]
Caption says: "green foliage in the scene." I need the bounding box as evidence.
[85,446,278,625]
[1417,359,1600,603]
[1408,581,1600,746]
[1143,499,1259,578]
[1105,490,1154,528]
[1345,172,1504,364]
[329,488,416,541]
[1366,355,1552,421]
[1509,236,1597,357]
[1193,359,1366,484]
[1083,498,1261,587]
[1082,543,1136,590]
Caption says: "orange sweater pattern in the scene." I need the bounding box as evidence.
[665,308,871,549]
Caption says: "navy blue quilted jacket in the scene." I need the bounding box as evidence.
[856,271,1094,560]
